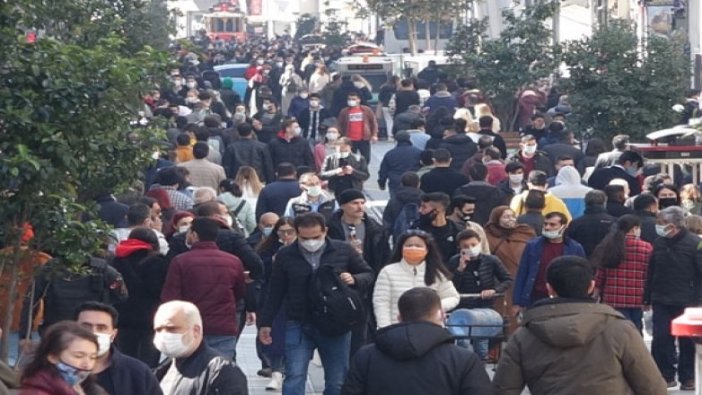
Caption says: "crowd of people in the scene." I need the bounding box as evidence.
[4,32,702,395]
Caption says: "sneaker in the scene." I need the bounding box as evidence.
[266,372,283,391]
[257,368,272,378]
[666,380,678,388]
[680,380,695,391]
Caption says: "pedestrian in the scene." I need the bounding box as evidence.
[337,91,378,163]
[342,288,492,395]
[218,179,256,236]
[493,256,666,395]
[507,134,554,177]
[378,131,421,198]
[516,190,545,236]
[591,215,652,332]
[439,124,478,172]
[75,302,162,394]
[605,184,635,218]
[645,206,702,390]
[254,163,300,220]
[235,166,265,211]
[222,123,275,183]
[413,192,464,262]
[548,166,592,218]
[267,118,315,169]
[284,172,337,220]
[319,137,370,197]
[477,116,507,159]
[588,150,643,196]
[454,163,507,226]
[373,230,459,329]
[153,301,248,394]
[177,142,226,191]
[510,170,571,222]
[419,148,469,196]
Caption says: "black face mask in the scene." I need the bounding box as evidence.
[462,212,473,222]
[420,210,437,223]
[659,197,679,209]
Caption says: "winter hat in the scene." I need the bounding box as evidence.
[338,189,365,206]
[395,130,411,143]
[222,77,234,89]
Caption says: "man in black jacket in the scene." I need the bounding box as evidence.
[341,287,492,395]
[153,301,248,395]
[634,193,659,244]
[477,116,507,159]
[420,148,469,196]
[589,150,643,196]
[259,213,374,395]
[298,93,332,142]
[566,190,616,257]
[75,302,162,395]
[222,123,275,183]
[439,125,478,172]
[454,163,507,226]
[267,118,315,170]
[644,206,702,390]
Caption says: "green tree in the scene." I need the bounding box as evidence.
[295,13,319,39]
[447,3,561,131]
[563,22,689,140]
[0,0,171,360]
[322,9,352,48]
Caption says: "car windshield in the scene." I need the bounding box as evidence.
[216,66,246,79]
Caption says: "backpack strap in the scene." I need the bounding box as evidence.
[233,200,247,216]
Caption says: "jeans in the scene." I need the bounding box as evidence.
[283,320,351,395]
[615,307,643,334]
[446,308,503,360]
[205,335,237,361]
[351,140,371,164]
[651,304,694,382]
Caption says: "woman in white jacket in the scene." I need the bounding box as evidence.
[373,230,460,328]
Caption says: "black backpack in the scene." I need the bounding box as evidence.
[308,264,365,337]
[392,202,420,242]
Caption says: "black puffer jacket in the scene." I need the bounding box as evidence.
[222,138,274,183]
[112,251,168,330]
[154,342,247,395]
[439,134,478,172]
[644,228,702,306]
[267,131,314,169]
[454,182,507,226]
[566,205,616,257]
[446,253,513,309]
[342,321,492,395]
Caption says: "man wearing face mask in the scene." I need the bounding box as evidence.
[153,301,248,395]
[284,173,337,220]
[246,212,280,248]
[259,213,374,395]
[338,91,379,163]
[298,93,332,143]
[497,162,528,202]
[75,302,162,395]
[446,195,491,254]
[252,98,283,144]
[588,150,643,196]
[512,212,585,316]
[267,118,314,169]
[507,134,554,177]
[413,192,464,262]
[320,137,370,197]
[644,206,702,390]
[222,122,275,183]
[161,218,248,361]
[288,88,310,119]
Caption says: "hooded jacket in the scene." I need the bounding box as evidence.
[548,166,592,218]
[378,142,422,193]
[454,181,507,226]
[342,321,492,395]
[493,300,667,395]
[267,131,314,169]
[382,186,422,231]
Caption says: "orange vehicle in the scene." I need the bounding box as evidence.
[204,1,247,42]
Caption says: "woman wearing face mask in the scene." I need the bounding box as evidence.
[654,183,681,210]
[483,206,535,333]
[20,321,105,395]
[319,137,370,197]
[373,230,459,329]
[590,215,651,333]
[445,229,512,359]
[111,227,168,368]
[218,179,256,237]
[308,64,330,94]
[279,65,303,115]
[170,211,195,240]
[255,217,296,390]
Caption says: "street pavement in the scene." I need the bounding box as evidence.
[238,141,690,394]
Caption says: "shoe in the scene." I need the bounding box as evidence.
[666,380,677,388]
[257,368,272,378]
[265,372,283,391]
[680,380,695,391]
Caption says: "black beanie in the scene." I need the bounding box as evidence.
[337,189,365,205]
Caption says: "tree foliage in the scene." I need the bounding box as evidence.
[448,3,561,131]
[295,13,319,40]
[563,22,689,140]
[0,0,172,359]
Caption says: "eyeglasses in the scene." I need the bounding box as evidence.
[277,229,295,236]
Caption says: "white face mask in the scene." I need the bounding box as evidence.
[95,333,112,357]
[221,214,234,228]
[293,126,302,136]
[347,100,358,107]
[178,225,191,234]
[523,145,537,155]
[463,246,481,259]
[326,132,339,141]
[153,332,192,358]
[509,173,524,184]
[339,151,350,159]
[186,81,197,89]
[354,82,364,89]
[300,93,309,99]
[306,185,322,197]
[542,226,564,240]
[300,238,325,252]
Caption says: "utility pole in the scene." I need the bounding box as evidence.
[552,0,560,43]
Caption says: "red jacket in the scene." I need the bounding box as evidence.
[161,241,246,336]
[338,105,378,141]
[20,369,78,395]
[595,235,652,308]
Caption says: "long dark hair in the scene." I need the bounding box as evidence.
[256,216,295,254]
[590,214,641,269]
[390,230,452,286]
[22,321,98,382]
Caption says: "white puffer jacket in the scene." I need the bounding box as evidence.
[373,259,460,328]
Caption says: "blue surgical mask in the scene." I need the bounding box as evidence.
[262,226,273,237]
[55,361,92,386]
[626,166,638,176]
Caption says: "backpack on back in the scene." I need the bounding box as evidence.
[228,200,248,236]
[308,264,365,337]
[392,202,420,242]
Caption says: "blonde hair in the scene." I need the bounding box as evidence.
[235,166,264,195]
[681,183,702,202]
[454,108,479,133]
[685,215,702,235]
[474,103,501,133]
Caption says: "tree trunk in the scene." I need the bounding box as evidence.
[408,18,417,55]
[434,15,440,55]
